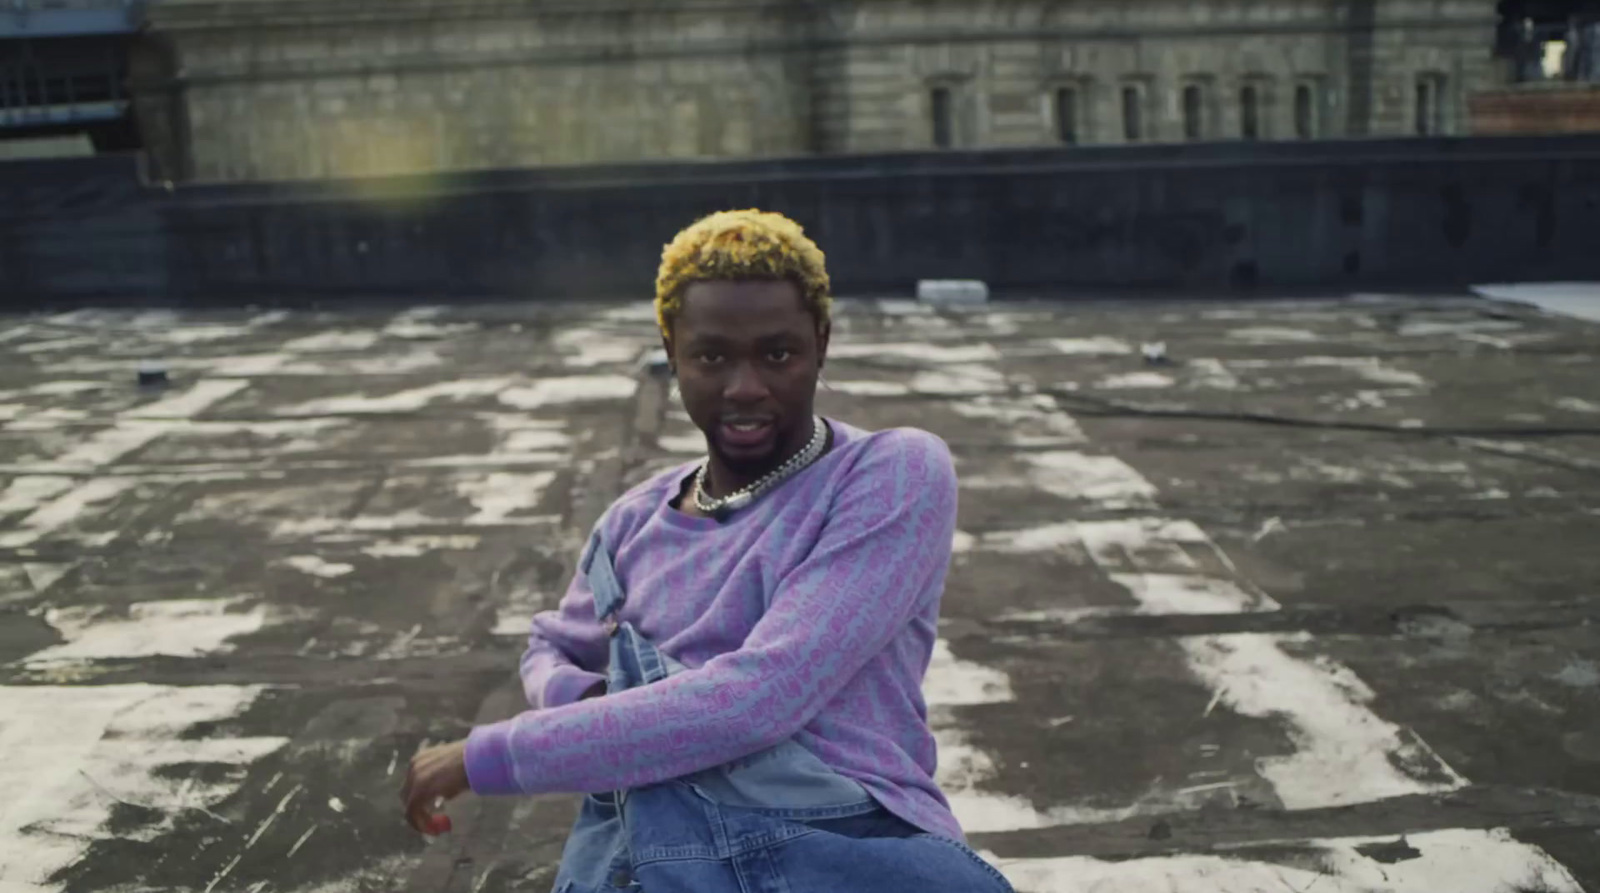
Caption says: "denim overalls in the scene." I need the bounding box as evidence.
[549,524,1015,893]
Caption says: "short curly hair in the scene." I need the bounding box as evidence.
[653,209,832,338]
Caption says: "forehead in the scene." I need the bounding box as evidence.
[676,280,812,339]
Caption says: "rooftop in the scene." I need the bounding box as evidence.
[1,292,1597,892]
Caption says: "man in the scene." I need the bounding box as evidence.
[402,209,1012,892]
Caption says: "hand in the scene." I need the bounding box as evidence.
[400,739,471,836]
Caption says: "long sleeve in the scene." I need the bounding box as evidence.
[465,430,957,796]
[517,568,609,710]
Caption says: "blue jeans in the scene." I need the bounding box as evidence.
[555,523,1015,892]
[552,782,1014,892]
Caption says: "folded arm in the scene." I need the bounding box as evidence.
[517,571,609,710]
[465,431,957,796]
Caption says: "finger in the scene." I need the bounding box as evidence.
[407,797,432,834]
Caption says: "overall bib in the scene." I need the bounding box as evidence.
[549,524,1015,893]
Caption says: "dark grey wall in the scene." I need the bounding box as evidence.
[3,136,1599,307]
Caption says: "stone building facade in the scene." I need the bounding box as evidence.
[131,0,1503,183]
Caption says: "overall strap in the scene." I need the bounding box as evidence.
[581,521,627,630]
[582,518,674,690]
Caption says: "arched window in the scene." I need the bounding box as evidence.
[931,86,953,148]
[1121,85,1142,142]
[1182,84,1203,140]
[1294,83,1316,139]
[1055,86,1079,144]
[1240,84,1260,140]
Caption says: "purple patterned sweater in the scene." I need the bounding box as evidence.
[464,420,964,840]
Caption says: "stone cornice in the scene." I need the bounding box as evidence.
[145,0,805,30]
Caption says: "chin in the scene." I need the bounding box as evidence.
[711,441,782,476]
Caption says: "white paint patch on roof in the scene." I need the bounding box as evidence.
[1228,326,1319,344]
[1109,573,1280,614]
[1230,356,1426,389]
[498,375,637,408]
[16,335,103,354]
[278,378,512,416]
[824,380,912,397]
[993,827,1583,893]
[910,364,1008,395]
[878,299,934,315]
[658,431,706,454]
[1555,396,1600,414]
[1097,372,1176,390]
[0,478,135,549]
[1398,318,1523,338]
[1188,358,1242,390]
[28,380,104,396]
[282,330,382,353]
[951,396,1088,445]
[383,308,478,340]
[0,324,36,344]
[49,425,166,471]
[283,555,356,578]
[1186,631,1467,807]
[360,535,481,558]
[155,323,265,346]
[1047,337,1134,356]
[924,639,1013,707]
[492,609,535,637]
[0,475,75,517]
[829,342,1000,364]
[455,471,557,525]
[124,379,249,420]
[975,522,1088,556]
[923,639,1041,834]
[599,302,660,323]
[0,684,287,890]
[552,327,646,367]
[950,530,976,554]
[969,517,1219,577]
[26,598,268,664]
[1023,452,1158,509]
[19,380,254,476]
[23,563,71,595]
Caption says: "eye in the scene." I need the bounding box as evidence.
[766,348,793,363]
[696,351,725,365]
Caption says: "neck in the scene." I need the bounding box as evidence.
[706,415,816,497]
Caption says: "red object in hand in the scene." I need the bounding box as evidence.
[425,814,453,836]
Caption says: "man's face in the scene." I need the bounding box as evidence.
[665,279,829,478]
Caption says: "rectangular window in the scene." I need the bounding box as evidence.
[1055,87,1078,145]
[1294,84,1315,139]
[1121,86,1142,142]
[931,86,953,148]
[1240,85,1260,140]
[1182,84,1203,140]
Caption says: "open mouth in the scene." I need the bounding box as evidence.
[719,419,775,449]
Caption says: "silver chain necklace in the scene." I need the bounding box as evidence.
[693,416,827,518]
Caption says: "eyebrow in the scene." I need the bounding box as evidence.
[684,330,805,348]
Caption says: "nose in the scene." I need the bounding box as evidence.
[723,359,769,405]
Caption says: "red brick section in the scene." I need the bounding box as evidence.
[1470,84,1600,134]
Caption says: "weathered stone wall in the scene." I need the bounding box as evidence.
[816,0,1502,151]
[138,0,1501,182]
[146,0,815,181]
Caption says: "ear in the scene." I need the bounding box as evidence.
[815,321,831,371]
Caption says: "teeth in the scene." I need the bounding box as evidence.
[729,422,766,431]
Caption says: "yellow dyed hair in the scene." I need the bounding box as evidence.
[654,209,832,338]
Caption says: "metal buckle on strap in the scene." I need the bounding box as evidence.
[602,617,620,637]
